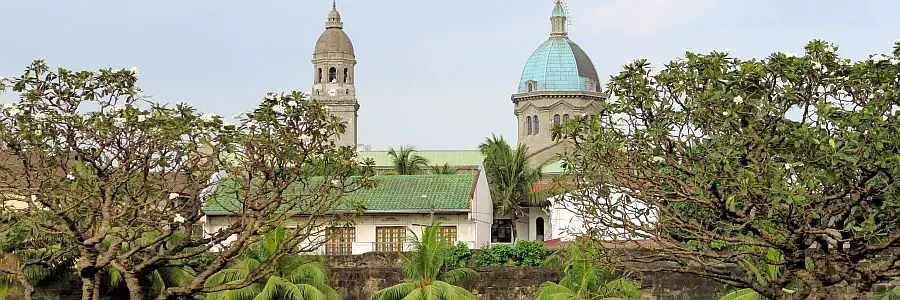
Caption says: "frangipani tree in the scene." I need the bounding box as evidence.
[0,61,371,300]
[555,40,900,299]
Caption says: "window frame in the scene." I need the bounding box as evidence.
[375,226,406,253]
[325,227,355,256]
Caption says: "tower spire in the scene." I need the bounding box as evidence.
[326,0,343,29]
[551,1,568,36]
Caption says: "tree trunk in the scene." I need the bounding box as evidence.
[16,276,34,300]
[80,277,95,300]
[91,272,102,300]
[123,271,155,300]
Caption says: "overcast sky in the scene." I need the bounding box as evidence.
[1,0,898,150]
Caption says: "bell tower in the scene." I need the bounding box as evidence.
[311,0,359,148]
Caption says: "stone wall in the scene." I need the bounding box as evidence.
[325,252,731,300]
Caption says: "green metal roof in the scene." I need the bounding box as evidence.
[204,174,477,215]
[357,150,484,167]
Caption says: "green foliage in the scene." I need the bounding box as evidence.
[474,244,515,266]
[387,146,430,175]
[537,240,640,300]
[431,163,458,175]
[879,286,900,300]
[474,240,551,267]
[371,221,479,300]
[556,40,900,299]
[444,242,472,268]
[205,228,340,300]
[719,288,762,300]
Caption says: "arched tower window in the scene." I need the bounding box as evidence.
[553,114,560,126]
[533,115,540,134]
[526,80,537,92]
[343,68,349,83]
[317,68,323,83]
[526,116,533,135]
[329,67,337,83]
[563,114,570,123]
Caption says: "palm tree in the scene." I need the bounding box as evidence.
[537,240,639,300]
[205,228,340,300]
[478,134,543,242]
[387,146,430,175]
[431,163,457,175]
[371,221,479,300]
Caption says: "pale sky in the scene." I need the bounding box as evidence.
[1,0,897,150]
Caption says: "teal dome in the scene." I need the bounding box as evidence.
[517,36,599,93]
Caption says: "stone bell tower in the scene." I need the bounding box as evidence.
[311,1,359,148]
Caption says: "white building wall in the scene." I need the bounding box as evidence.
[470,167,493,249]
[204,213,479,254]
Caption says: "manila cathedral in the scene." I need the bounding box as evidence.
[206,1,604,253]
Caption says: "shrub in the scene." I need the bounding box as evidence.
[445,242,472,268]
[474,241,552,267]
[511,240,552,266]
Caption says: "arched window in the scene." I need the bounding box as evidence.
[317,68,323,83]
[328,67,337,83]
[563,114,570,123]
[346,89,349,95]
[343,68,349,83]
[316,89,320,95]
[533,115,540,134]
[536,217,545,241]
[526,116,533,135]
[526,80,536,92]
[553,114,560,126]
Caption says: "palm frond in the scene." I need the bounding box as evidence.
[431,281,479,300]
[205,281,263,300]
[440,268,479,286]
[370,282,417,300]
[254,277,325,300]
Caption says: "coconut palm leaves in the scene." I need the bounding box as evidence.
[478,135,543,242]
[388,146,430,175]
[431,163,457,175]
[538,240,640,300]
[371,221,479,300]
[205,228,339,300]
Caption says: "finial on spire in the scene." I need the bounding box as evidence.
[551,1,568,36]
[326,0,343,29]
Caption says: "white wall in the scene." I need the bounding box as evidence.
[204,212,479,254]
[470,166,493,249]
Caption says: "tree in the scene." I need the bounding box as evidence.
[554,40,900,299]
[478,135,542,242]
[387,146,429,175]
[431,163,457,175]
[371,221,479,300]
[204,227,340,300]
[537,239,639,300]
[0,61,371,299]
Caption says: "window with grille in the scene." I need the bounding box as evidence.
[376,226,406,252]
[553,114,561,126]
[438,226,457,245]
[325,227,354,256]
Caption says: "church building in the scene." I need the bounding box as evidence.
[202,1,602,253]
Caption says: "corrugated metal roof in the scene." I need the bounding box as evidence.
[357,150,484,167]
